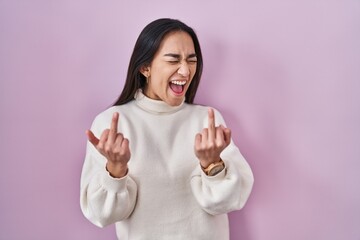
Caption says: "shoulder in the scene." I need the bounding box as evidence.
[185,103,226,125]
[90,102,135,132]
[186,103,223,115]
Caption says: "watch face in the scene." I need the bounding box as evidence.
[209,165,224,176]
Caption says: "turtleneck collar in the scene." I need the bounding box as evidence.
[134,89,185,114]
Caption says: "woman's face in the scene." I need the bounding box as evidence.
[142,31,197,106]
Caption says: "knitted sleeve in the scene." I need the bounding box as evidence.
[190,109,254,215]
[80,115,137,228]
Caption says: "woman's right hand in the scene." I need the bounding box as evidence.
[86,112,131,178]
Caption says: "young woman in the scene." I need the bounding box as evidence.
[80,18,254,240]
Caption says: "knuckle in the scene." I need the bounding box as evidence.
[194,145,202,152]
[97,142,104,150]
[119,148,127,156]
[216,140,224,147]
[104,144,112,153]
[207,142,215,149]
[112,146,120,154]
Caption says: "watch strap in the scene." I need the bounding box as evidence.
[201,159,225,176]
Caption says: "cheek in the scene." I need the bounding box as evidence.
[154,66,175,79]
[191,66,197,78]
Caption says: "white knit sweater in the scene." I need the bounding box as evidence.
[80,90,254,240]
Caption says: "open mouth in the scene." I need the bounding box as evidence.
[169,80,186,95]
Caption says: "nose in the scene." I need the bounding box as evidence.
[177,62,190,77]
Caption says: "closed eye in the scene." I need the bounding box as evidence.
[164,53,197,64]
[188,59,197,63]
[167,60,180,64]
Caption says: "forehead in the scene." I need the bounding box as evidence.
[157,31,195,53]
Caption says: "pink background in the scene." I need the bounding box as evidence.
[1,0,359,239]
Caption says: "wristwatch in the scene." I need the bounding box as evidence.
[201,159,225,176]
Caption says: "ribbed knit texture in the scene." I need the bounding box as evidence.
[80,90,254,240]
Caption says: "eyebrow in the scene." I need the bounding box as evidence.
[163,53,197,59]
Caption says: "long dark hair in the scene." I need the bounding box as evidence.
[113,18,203,106]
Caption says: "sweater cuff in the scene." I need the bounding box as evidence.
[100,169,129,193]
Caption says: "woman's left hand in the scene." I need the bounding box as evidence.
[194,108,231,168]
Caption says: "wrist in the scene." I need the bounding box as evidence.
[106,162,128,178]
[200,157,221,169]
[200,159,225,176]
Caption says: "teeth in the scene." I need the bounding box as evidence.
[171,80,186,85]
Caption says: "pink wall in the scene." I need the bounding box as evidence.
[1,0,359,239]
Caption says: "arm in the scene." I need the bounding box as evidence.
[80,112,137,227]
[190,108,254,215]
